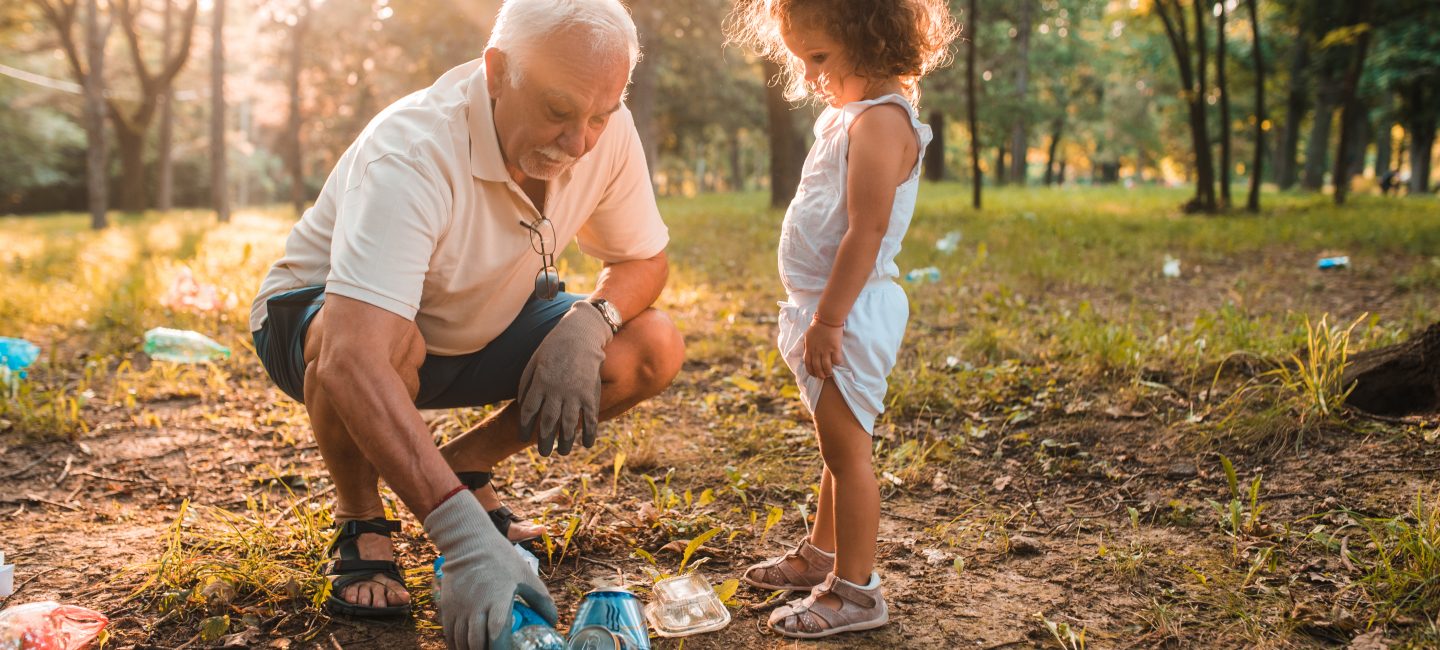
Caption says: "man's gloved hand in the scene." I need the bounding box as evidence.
[517,301,613,456]
[424,491,556,650]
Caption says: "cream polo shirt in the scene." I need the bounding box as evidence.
[249,58,669,356]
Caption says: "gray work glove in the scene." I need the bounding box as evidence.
[424,491,556,650]
[517,301,613,456]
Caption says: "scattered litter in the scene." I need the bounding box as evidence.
[1317,255,1350,270]
[904,267,941,283]
[159,266,238,314]
[0,338,40,391]
[143,327,231,363]
[0,552,11,598]
[1163,255,1181,278]
[935,230,962,253]
[645,573,731,637]
[0,601,109,650]
[921,548,954,566]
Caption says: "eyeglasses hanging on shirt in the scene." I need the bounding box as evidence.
[519,217,563,300]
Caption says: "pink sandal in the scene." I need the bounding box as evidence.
[768,572,888,638]
[742,540,835,591]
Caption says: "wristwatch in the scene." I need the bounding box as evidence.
[587,297,622,334]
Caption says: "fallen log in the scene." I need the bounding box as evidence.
[1342,321,1440,415]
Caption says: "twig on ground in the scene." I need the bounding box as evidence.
[51,454,74,487]
[1339,465,1440,480]
[76,469,151,484]
[1022,480,1054,531]
[329,632,345,650]
[578,554,625,575]
[24,493,81,511]
[265,484,337,529]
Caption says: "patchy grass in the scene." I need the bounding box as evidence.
[3,185,1440,647]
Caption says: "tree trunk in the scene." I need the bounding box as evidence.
[1245,0,1263,212]
[1191,0,1215,211]
[1341,322,1440,415]
[1042,117,1062,186]
[84,0,107,229]
[114,122,147,212]
[967,0,980,210]
[1332,7,1372,206]
[995,143,1007,185]
[1217,0,1231,209]
[629,1,660,175]
[157,0,174,212]
[764,59,803,208]
[1412,118,1436,195]
[1009,0,1032,186]
[1303,62,1339,191]
[211,0,228,222]
[1277,40,1309,190]
[1373,116,1393,178]
[924,109,945,181]
[287,1,308,218]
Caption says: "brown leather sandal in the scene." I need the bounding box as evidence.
[767,572,889,638]
[742,540,836,591]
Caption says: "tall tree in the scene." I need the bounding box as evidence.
[763,60,803,207]
[35,0,199,212]
[967,0,980,209]
[1330,9,1374,205]
[210,0,228,222]
[1275,39,1308,190]
[1008,0,1032,185]
[1216,0,1232,208]
[285,0,310,218]
[156,0,175,212]
[1245,0,1264,212]
[1300,59,1339,190]
[1368,5,1440,195]
[82,0,106,229]
[1154,0,1217,212]
[923,110,946,181]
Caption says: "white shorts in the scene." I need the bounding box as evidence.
[777,281,908,434]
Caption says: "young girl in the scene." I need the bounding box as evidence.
[727,0,958,639]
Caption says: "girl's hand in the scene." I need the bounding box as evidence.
[803,317,844,380]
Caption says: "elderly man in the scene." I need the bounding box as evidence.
[248,0,682,646]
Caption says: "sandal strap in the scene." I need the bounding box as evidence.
[456,471,494,491]
[810,573,879,610]
[489,505,520,536]
[327,517,401,556]
[325,559,402,576]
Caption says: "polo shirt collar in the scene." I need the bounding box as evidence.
[468,63,511,182]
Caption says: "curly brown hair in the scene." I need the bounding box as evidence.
[725,0,960,106]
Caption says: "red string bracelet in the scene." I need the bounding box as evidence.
[432,484,468,513]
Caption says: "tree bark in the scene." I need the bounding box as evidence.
[1276,40,1309,190]
[1411,117,1436,195]
[211,0,228,222]
[1245,0,1264,212]
[1373,115,1393,178]
[1009,0,1032,186]
[1042,117,1062,186]
[924,110,946,181]
[83,0,106,229]
[1217,0,1232,209]
[967,0,980,210]
[1342,322,1440,416]
[728,127,743,192]
[157,0,174,212]
[1302,62,1339,191]
[1155,0,1215,212]
[764,59,803,208]
[1332,8,1372,206]
[287,0,309,218]
[995,143,1007,185]
[629,1,660,176]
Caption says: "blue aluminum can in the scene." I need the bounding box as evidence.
[566,625,628,650]
[568,588,649,650]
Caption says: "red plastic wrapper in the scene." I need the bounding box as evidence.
[0,602,109,650]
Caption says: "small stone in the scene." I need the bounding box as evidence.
[1165,461,1198,479]
[1008,535,1044,557]
[921,548,953,566]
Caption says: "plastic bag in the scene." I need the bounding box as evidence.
[0,602,109,650]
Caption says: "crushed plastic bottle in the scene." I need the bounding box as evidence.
[433,550,562,650]
[142,328,230,363]
[1317,255,1350,270]
[935,231,962,253]
[0,601,109,650]
[1163,255,1181,279]
[0,338,39,372]
[903,267,942,284]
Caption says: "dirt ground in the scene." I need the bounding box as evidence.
[3,244,1438,649]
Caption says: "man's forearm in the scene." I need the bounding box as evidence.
[591,250,669,322]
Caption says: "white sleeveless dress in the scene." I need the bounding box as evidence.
[776,94,932,434]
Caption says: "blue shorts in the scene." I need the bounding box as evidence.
[252,285,583,409]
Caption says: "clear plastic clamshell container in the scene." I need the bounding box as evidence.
[642,573,731,637]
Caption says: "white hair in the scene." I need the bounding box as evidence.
[486,0,641,86]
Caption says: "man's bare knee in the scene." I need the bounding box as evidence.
[627,309,684,395]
